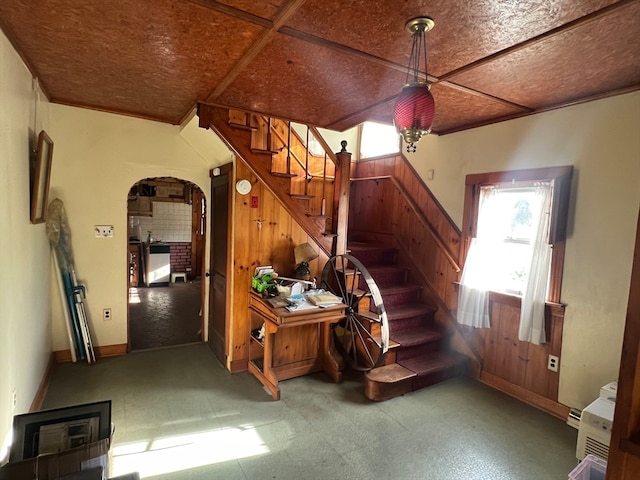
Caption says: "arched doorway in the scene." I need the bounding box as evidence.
[126,176,206,351]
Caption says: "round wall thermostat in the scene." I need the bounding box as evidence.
[235,179,252,195]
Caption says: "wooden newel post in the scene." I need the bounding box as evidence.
[333,140,351,256]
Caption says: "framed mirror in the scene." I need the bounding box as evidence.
[30,130,53,224]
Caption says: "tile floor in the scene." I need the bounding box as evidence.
[43,344,580,480]
[128,281,202,351]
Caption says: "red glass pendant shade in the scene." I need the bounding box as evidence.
[394,16,436,153]
[393,83,435,149]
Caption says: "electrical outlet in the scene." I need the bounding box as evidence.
[12,389,17,413]
[548,354,559,372]
[103,308,112,321]
[95,225,114,238]
[427,169,435,180]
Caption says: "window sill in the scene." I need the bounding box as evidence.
[453,282,566,313]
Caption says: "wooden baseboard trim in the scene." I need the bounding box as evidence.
[97,343,128,358]
[479,371,570,420]
[229,358,248,373]
[53,343,128,363]
[29,353,56,412]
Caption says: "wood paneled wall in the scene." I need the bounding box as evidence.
[350,154,568,418]
[352,154,460,263]
[228,158,329,371]
[471,295,566,417]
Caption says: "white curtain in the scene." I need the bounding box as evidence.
[518,184,553,344]
[457,187,500,328]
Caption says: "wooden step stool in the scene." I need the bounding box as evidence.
[171,272,187,283]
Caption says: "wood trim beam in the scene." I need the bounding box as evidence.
[439,0,639,82]
[54,344,128,363]
[205,0,308,103]
[479,371,571,420]
[465,165,573,185]
[192,0,633,125]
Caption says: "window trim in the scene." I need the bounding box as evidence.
[461,166,573,304]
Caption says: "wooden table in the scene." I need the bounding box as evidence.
[247,292,346,400]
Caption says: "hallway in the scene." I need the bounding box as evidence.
[129,280,202,351]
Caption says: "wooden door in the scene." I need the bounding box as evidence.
[208,163,232,364]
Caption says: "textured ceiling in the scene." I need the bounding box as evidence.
[1,0,638,134]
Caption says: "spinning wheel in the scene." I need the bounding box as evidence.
[320,254,389,371]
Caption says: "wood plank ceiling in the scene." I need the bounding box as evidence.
[1,0,638,134]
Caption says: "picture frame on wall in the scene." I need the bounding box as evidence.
[30,129,54,224]
[9,400,112,462]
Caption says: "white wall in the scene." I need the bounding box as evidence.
[407,92,640,409]
[47,106,232,351]
[0,30,52,461]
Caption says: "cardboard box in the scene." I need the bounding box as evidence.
[0,438,109,480]
[0,401,112,480]
[54,466,104,479]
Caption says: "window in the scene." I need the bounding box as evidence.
[473,185,546,296]
[360,121,400,158]
[458,166,572,343]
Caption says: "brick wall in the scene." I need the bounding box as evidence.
[170,242,192,277]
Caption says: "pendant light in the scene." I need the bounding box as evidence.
[393,16,435,153]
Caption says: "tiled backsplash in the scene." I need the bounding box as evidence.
[130,202,191,242]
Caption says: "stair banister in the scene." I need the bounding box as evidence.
[334,141,351,255]
[286,120,292,175]
[304,126,310,196]
[321,153,327,216]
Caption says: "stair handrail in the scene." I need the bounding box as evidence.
[263,116,336,179]
[351,175,461,273]
[309,126,338,166]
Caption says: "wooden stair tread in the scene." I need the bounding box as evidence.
[389,326,444,347]
[348,237,468,401]
[290,194,314,200]
[348,242,395,253]
[366,363,416,383]
[251,148,280,155]
[366,265,409,274]
[386,304,437,321]
[271,171,297,178]
[228,122,257,131]
[397,353,465,376]
[378,284,422,295]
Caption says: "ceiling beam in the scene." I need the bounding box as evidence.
[201,0,308,103]
[439,0,639,82]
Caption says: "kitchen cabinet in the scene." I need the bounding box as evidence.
[128,243,141,286]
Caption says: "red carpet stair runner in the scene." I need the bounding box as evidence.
[348,242,468,401]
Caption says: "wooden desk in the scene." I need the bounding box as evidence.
[247,292,346,400]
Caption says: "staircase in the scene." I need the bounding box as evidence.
[198,104,469,401]
[348,242,468,401]
[198,104,339,255]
